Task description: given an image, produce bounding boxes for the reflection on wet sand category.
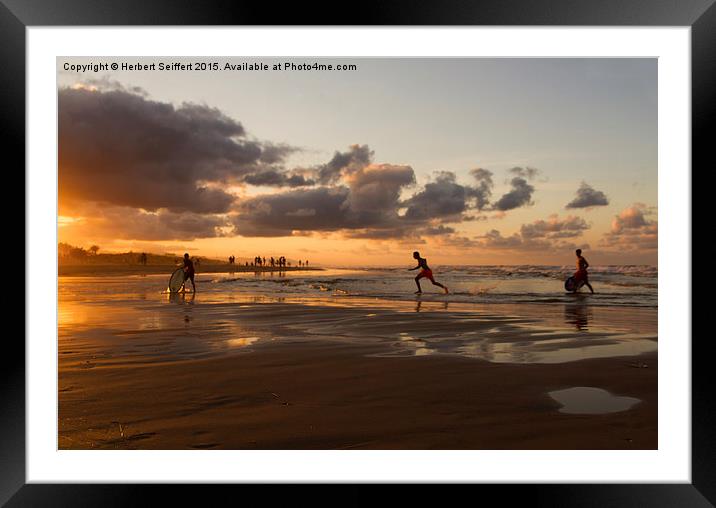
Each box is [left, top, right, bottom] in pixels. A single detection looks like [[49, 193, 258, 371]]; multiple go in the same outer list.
[[548, 387, 641, 414], [58, 275, 658, 450], [59, 276, 657, 368], [415, 299, 449, 313], [167, 291, 195, 304], [564, 301, 592, 331]]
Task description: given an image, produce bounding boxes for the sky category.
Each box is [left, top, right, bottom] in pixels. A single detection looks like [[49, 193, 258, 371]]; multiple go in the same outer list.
[[57, 57, 657, 266]]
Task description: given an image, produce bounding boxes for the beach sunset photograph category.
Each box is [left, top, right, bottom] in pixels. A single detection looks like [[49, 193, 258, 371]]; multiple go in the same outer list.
[[57, 57, 657, 450]]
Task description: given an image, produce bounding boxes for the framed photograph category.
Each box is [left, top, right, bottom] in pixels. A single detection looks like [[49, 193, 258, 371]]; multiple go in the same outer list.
[[6, 0, 711, 503]]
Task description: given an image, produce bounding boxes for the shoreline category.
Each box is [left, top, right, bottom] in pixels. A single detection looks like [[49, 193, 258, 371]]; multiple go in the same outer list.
[[58, 264, 324, 277]]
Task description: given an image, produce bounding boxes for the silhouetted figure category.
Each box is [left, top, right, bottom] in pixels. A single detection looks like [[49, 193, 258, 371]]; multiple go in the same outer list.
[[573, 249, 594, 294], [182, 253, 196, 292], [409, 251, 448, 294]]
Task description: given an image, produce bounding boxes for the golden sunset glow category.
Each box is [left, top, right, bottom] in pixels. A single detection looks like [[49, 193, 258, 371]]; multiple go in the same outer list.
[[58, 57, 657, 266]]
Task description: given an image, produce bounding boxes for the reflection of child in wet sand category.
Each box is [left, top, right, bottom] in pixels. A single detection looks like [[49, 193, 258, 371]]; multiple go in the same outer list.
[[409, 251, 448, 294]]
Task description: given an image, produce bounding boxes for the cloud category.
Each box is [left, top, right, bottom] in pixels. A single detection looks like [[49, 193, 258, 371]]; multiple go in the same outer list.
[[509, 166, 540, 180], [601, 203, 657, 250], [478, 229, 527, 249], [476, 214, 589, 252], [233, 162, 417, 237], [424, 225, 456, 236], [242, 169, 315, 187], [610, 203, 652, 233], [61, 205, 231, 241], [402, 171, 480, 222], [566, 182, 609, 209], [492, 177, 535, 211], [59, 87, 297, 214], [314, 144, 373, 184], [344, 228, 416, 240], [70, 78, 149, 97], [520, 215, 590, 239], [347, 163, 416, 211], [58, 84, 555, 244], [468, 168, 494, 210], [233, 186, 351, 237]]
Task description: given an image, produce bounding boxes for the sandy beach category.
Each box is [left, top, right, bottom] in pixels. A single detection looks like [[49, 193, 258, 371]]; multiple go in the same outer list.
[[58, 268, 657, 450]]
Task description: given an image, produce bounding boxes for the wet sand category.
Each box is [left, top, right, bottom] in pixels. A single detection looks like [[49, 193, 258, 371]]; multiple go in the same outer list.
[[58, 279, 657, 450]]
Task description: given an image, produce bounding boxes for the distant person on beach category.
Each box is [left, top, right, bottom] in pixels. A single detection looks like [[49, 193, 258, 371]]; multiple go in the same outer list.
[[182, 253, 196, 292], [573, 249, 594, 294], [409, 251, 448, 294]]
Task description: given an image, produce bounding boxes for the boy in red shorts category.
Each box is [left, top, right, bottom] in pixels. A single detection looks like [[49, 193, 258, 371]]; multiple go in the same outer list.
[[409, 251, 448, 294], [573, 248, 594, 294]]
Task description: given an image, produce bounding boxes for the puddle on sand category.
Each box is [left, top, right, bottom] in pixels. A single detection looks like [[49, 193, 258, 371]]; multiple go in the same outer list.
[[548, 387, 641, 414]]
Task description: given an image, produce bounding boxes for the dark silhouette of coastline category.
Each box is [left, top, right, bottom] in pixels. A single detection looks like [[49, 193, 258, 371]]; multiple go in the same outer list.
[[59, 264, 323, 277]]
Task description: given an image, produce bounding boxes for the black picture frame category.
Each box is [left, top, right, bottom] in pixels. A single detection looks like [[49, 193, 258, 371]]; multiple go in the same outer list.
[[4, 0, 712, 504]]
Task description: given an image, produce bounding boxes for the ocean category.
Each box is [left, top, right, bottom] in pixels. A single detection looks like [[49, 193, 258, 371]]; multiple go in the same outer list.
[[207, 265, 657, 308]]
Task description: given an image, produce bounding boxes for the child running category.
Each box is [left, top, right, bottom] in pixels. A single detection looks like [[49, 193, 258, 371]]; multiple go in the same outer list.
[[409, 251, 448, 294]]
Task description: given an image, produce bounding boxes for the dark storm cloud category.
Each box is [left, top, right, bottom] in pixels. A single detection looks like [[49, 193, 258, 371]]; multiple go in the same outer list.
[[232, 163, 548, 239], [59, 87, 297, 213], [233, 186, 352, 237], [258, 143, 300, 164], [468, 168, 494, 210], [315, 144, 373, 184], [424, 225, 456, 236], [233, 163, 417, 237], [347, 163, 415, 211], [242, 169, 315, 187], [402, 172, 475, 221], [59, 85, 552, 243], [566, 182, 610, 209], [492, 177, 535, 211]]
